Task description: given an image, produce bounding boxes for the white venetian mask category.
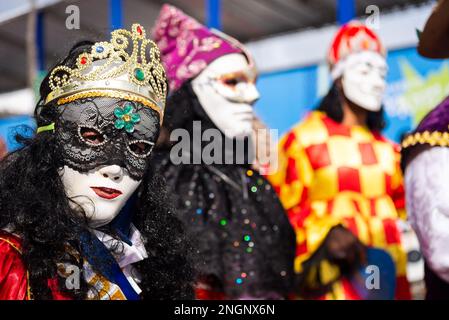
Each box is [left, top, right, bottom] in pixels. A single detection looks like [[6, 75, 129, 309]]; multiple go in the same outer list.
[[191, 53, 260, 139], [340, 51, 387, 112]]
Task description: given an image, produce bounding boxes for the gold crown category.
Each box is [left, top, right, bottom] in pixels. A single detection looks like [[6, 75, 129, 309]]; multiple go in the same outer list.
[[45, 24, 167, 119]]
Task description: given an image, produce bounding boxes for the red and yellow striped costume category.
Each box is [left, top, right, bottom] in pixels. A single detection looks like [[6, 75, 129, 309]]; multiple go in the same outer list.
[[268, 111, 410, 299]]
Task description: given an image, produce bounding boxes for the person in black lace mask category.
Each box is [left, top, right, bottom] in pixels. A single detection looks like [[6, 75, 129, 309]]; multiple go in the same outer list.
[[45, 97, 160, 227], [0, 24, 193, 300]]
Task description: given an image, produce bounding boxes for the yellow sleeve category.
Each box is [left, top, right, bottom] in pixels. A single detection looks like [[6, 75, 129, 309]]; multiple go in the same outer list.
[[267, 129, 341, 274], [267, 130, 312, 210]]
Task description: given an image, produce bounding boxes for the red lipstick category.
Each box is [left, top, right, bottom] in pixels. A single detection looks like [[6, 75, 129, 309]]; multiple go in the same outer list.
[[91, 187, 122, 200]]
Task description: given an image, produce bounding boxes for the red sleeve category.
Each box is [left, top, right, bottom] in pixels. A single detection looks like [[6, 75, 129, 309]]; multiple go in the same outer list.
[[0, 233, 29, 300]]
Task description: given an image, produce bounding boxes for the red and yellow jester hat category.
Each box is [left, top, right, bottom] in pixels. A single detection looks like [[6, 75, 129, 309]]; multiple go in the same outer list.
[[328, 21, 386, 80]]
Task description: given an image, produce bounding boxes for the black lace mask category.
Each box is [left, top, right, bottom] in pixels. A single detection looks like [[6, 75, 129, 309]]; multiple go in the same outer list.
[[54, 97, 160, 181]]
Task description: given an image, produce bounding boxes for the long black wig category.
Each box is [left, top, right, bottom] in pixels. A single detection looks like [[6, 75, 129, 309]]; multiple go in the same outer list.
[[0, 42, 194, 300]]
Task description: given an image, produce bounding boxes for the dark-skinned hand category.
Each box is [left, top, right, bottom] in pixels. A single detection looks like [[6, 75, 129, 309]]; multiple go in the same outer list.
[[324, 225, 367, 275]]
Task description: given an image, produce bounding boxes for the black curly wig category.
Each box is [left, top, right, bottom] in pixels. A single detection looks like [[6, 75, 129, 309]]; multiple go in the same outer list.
[[0, 41, 194, 300]]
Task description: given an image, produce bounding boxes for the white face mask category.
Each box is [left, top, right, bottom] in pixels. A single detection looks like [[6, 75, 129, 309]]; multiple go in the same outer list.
[[60, 165, 141, 228], [191, 53, 260, 139], [341, 51, 387, 112]]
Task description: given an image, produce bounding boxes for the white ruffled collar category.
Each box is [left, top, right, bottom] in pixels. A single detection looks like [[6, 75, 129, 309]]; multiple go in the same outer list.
[[92, 224, 148, 294]]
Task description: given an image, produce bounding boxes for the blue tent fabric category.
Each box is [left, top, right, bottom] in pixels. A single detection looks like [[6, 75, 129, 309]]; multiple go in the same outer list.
[[0, 115, 35, 152]]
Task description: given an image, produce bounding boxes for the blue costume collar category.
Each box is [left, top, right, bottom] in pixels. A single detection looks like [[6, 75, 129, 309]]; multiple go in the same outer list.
[[79, 194, 141, 300]]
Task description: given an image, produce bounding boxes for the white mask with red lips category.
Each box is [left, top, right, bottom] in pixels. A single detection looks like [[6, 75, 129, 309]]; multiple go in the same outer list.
[[339, 51, 388, 112], [191, 53, 260, 139]]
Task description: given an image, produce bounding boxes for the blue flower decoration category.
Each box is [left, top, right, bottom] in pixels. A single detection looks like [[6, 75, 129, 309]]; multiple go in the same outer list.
[[114, 103, 141, 133]]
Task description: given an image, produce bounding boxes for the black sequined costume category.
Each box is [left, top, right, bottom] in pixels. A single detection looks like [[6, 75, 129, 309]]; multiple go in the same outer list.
[[152, 82, 295, 299]]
